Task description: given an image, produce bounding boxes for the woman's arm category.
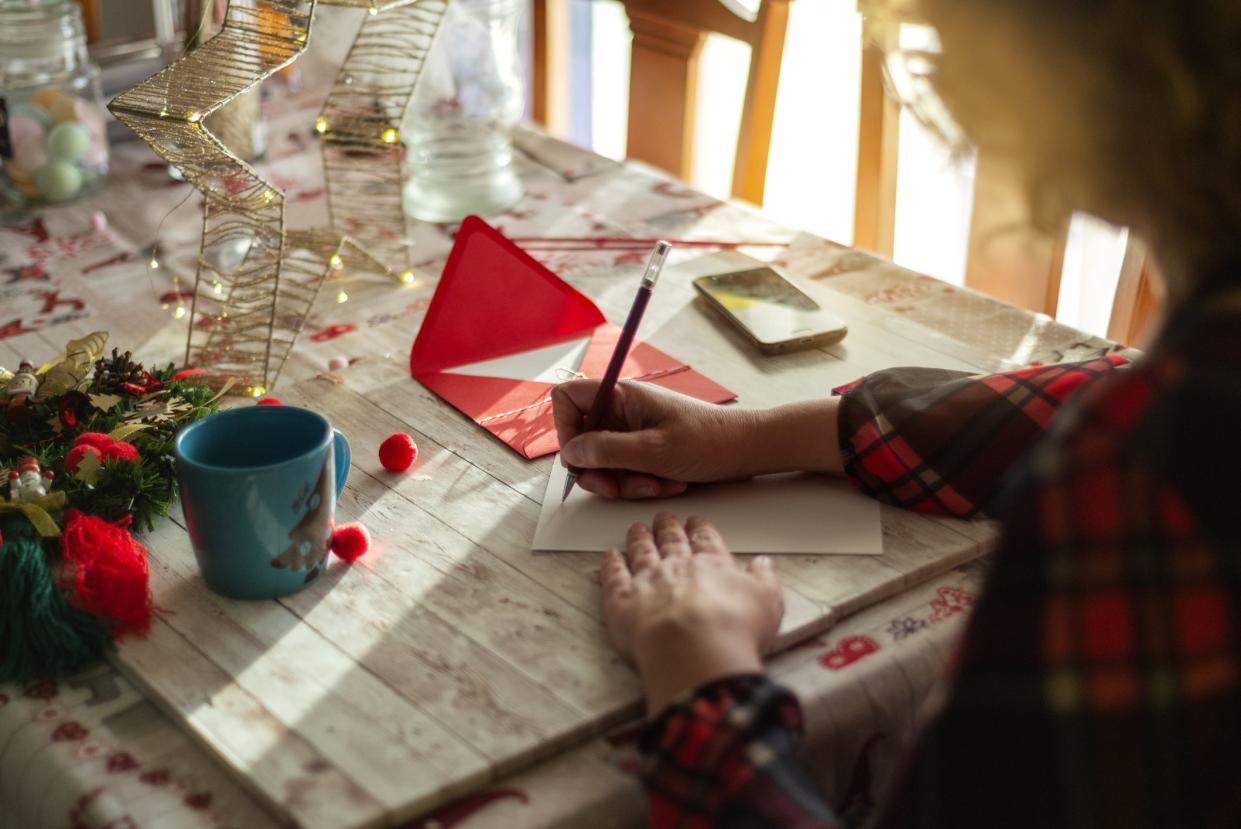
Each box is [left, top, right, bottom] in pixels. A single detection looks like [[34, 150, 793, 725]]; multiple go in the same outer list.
[[552, 353, 1130, 511], [834, 354, 1129, 517]]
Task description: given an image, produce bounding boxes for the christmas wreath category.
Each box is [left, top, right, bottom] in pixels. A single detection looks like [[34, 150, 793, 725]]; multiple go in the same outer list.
[[0, 332, 225, 684]]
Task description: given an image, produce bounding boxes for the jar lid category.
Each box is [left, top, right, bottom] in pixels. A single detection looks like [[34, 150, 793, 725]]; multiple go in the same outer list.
[[0, 0, 86, 69]]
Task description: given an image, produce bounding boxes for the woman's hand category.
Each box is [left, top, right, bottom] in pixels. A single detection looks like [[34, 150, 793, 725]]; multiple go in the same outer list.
[[552, 380, 758, 498], [601, 512, 785, 714], [552, 380, 844, 499]]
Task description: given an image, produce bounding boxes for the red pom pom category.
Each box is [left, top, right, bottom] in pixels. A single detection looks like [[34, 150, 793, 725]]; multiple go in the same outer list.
[[59, 509, 151, 639], [331, 522, 371, 562], [102, 441, 139, 463], [378, 432, 417, 471], [73, 432, 113, 451], [257, 397, 283, 406], [65, 444, 102, 473]]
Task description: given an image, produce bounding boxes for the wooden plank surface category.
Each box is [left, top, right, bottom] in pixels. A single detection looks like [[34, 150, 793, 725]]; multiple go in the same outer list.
[[34, 119, 1021, 826], [106, 239, 996, 825]]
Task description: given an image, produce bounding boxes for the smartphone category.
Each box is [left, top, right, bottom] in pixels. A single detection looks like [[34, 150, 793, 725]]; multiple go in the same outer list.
[[693, 267, 848, 353]]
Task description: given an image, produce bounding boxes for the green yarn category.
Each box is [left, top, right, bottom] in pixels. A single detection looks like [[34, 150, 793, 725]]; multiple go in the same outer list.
[[0, 517, 112, 684]]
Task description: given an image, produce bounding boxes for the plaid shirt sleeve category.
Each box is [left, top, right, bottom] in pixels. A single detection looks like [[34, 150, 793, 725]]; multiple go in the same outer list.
[[834, 354, 1130, 517], [640, 674, 840, 829]]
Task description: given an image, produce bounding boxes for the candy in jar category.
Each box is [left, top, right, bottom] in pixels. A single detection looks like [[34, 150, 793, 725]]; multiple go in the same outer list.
[[1, 0, 109, 206]]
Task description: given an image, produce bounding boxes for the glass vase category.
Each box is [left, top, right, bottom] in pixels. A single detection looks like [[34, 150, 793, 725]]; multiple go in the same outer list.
[[402, 0, 525, 223]]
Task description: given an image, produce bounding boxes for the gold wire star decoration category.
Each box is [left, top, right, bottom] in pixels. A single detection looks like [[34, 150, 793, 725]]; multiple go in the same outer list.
[[109, 0, 448, 395]]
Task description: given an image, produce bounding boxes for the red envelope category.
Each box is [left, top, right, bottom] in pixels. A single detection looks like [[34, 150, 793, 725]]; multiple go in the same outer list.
[[409, 216, 737, 459]]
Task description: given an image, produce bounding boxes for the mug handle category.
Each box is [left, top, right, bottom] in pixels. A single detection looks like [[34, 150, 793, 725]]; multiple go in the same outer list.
[[332, 429, 351, 501]]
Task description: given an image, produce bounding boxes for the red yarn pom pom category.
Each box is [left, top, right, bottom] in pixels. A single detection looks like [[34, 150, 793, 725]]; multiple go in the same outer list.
[[73, 432, 113, 451], [59, 509, 151, 639], [331, 522, 371, 562], [65, 444, 102, 473], [257, 397, 283, 406], [102, 441, 139, 463], [378, 432, 417, 471]]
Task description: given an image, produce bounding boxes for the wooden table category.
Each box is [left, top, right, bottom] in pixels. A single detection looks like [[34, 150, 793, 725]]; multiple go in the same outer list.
[[0, 82, 1119, 829]]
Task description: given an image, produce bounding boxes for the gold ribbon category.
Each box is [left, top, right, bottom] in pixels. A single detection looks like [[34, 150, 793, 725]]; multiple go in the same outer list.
[[0, 491, 66, 537]]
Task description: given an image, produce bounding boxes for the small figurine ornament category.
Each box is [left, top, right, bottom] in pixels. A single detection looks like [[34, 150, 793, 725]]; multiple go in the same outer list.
[[6, 361, 39, 402], [10, 456, 51, 501]]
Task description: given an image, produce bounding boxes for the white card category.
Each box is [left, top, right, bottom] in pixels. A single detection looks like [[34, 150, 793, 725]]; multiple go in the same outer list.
[[450, 337, 591, 383], [533, 460, 884, 555]]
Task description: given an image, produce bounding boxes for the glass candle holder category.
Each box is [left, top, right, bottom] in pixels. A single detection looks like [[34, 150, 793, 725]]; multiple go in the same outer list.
[[402, 0, 525, 223], [0, 0, 109, 207]]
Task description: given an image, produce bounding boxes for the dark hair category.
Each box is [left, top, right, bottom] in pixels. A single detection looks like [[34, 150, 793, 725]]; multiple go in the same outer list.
[[920, 0, 1241, 280]]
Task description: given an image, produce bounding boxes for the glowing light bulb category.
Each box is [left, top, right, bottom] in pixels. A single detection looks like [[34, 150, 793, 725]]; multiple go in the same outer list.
[[314, 116, 329, 135], [367, 3, 377, 14], [250, 385, 266, 398], [329, 254, 344, 269], [148, 258, 160, 270], [212, 280, 224, 297], [173, 305, 187, 319], [399, 269, 415, 284], [187, 111, 202, 124], [336, 289, 349, 304], [380, 127, 399, 144]]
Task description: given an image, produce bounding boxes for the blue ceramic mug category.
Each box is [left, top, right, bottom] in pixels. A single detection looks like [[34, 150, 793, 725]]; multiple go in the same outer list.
[[174, 406, 351, 600]]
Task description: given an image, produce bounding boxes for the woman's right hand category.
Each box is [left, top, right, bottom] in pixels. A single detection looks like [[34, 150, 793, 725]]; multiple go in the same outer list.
[[552, 380, 759, 499]]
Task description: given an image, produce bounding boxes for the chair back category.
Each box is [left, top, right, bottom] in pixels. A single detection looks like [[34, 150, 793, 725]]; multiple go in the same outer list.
[[532, 0, 790, 205]]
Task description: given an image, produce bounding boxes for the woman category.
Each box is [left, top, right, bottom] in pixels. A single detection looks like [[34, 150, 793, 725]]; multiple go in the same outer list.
[[551, 1, 1241, 826]]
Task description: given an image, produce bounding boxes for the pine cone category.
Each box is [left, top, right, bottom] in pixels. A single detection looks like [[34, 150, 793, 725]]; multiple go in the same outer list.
[[92, 349, 148, 395]]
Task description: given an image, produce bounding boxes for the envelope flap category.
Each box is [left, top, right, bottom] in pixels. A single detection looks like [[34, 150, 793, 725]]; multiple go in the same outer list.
[[417, 371, 555, 421], [410, 216, 607, 375], [581, 324, 685, 380]]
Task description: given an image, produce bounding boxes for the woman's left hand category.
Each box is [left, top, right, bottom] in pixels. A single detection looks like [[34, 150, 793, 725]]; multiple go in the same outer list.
[[601, 512, 785, 714]]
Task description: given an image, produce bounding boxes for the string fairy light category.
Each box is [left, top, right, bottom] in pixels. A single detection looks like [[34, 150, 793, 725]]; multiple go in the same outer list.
[[144, 186, 198, 321]]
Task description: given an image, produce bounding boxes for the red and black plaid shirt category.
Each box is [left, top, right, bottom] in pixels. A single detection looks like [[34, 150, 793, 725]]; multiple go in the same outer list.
[[641, 280, 1241, 828]]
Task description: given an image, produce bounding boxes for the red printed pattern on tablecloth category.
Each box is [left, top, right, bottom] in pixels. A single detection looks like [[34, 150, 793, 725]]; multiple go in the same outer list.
[[4, 677, 224, 826], [1, 217, 103, 339], [819, 636, 882, 671], [404, 788, 530, 828], [886, 585, 977, 641]]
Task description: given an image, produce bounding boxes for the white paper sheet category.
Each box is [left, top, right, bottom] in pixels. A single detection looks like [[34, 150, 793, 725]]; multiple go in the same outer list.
[[533, 460, 884, 554], [451, 337, 592, 383]]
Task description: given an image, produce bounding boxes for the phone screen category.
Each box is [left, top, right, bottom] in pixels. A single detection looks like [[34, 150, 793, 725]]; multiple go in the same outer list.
[[696, 268, 845, 345]]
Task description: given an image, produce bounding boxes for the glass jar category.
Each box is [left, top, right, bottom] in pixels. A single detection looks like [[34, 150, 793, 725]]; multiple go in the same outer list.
[[402, 0, 525, 222], [0, 0, 109, 207]]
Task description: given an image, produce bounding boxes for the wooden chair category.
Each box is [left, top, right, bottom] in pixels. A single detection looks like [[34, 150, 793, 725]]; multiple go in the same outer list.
[[531, 0, 791, 206], [1108, 238, 1162, 345]]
